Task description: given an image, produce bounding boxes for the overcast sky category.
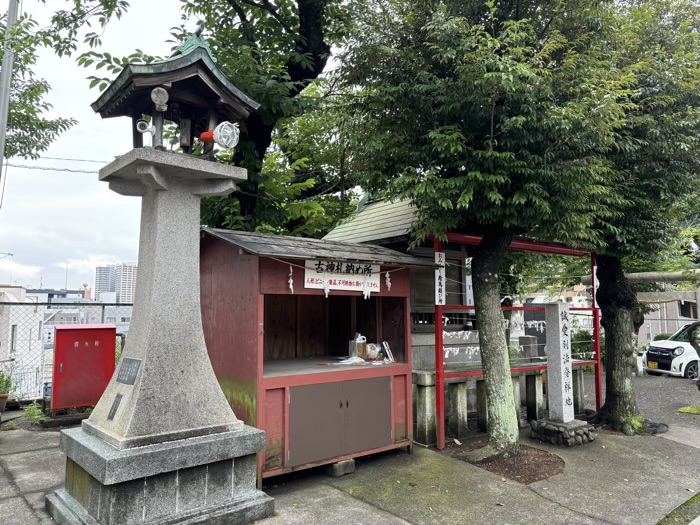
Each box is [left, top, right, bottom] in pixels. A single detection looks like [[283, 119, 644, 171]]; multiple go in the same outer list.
[[0, 1, 192, 290]]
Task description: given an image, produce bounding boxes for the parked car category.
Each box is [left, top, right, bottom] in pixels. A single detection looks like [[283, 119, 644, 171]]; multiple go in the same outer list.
[[642, 324, 700, 380]]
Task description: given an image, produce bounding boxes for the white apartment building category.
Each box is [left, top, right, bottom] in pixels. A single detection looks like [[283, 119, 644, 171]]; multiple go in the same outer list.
[[95, 263, 137, 304], [95, 266, 115, 300]]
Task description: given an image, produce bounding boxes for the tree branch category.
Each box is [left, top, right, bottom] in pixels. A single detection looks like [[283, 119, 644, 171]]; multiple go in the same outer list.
[[285, 0, 331, 90], [226, 0, 249, 25], [238, 0, 296, 35]]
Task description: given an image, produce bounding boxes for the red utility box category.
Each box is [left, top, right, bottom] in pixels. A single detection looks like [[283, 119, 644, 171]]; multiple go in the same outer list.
[[51, 324, 117, 416]]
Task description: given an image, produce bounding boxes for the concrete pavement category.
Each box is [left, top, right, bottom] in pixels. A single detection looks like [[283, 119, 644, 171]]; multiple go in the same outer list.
[[4, 423, 700, 525], [0, 429, 61, 525], [3, 373, 700, 525]]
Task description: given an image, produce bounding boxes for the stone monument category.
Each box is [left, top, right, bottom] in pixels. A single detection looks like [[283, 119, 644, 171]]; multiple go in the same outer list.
[[46, 35, 274, 524], [530, 302, 595, 446]]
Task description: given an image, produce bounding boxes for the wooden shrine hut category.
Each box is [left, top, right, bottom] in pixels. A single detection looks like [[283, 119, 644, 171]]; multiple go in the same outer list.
[[199, 227, 436, 478]]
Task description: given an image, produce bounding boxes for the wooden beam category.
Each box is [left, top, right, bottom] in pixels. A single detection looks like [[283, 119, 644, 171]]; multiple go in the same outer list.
[[582, 270, 700, 285], [636, 291, 697, 304]]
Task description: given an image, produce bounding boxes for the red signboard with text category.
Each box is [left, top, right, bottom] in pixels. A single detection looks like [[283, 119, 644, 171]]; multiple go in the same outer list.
[[51, 324, 116, 415]]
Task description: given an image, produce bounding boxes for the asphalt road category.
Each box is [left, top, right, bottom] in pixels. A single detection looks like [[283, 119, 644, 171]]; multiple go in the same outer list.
[[582, 372, 700, 428]]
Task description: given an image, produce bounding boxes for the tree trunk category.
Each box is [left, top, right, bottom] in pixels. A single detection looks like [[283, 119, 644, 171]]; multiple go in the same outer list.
[[472, 230, 520, 454], [502, 295, 513, 350], [204, 0, 333, 227], [596, 254, 643, 433], [631, 303, 645, 352]]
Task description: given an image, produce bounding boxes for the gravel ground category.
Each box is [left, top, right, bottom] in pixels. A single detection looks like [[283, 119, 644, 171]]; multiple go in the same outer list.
[[582, 372, 700, 428]]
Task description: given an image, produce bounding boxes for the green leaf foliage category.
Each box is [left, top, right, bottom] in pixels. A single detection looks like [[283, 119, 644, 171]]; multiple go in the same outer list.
[[339, 1, 629, 249], [1, 13, 75, 159], [43, 0, 363, 237], [594, 0, 700, 263]]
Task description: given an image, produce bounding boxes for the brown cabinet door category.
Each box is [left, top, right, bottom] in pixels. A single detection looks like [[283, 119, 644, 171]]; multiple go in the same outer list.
[[289, 383, 344, 467], [343, 377, 392, 455]]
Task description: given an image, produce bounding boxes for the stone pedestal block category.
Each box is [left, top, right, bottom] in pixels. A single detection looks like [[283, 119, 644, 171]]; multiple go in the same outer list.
[[476, 380, 488, 433], [413, 372, 436, 446], [519, 376, 527, 407], [466, 381, 476, 414], [519, 335, 539, 360], [572, 367, 585, 415], [46, 427, 273, 525], [325, 459, 355, 477], [526, 374, 546, 421], [512, 376, 524, 427], [530, 419, 596, 447], [447, 382, 469, 438]]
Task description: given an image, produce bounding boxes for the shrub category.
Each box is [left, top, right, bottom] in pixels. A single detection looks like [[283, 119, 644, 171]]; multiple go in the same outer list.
[[22, 402, 46, 424], [0, 369, 12, 395]]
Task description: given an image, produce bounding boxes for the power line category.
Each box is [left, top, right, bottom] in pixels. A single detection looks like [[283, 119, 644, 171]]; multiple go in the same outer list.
[[6, 163, 98, 174], [39, 156, 108, 164]]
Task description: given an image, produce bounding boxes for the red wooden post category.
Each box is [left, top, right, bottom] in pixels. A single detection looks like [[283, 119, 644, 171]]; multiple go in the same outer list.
[[591, 254, 603, 412], [434, 239, 446, 449]]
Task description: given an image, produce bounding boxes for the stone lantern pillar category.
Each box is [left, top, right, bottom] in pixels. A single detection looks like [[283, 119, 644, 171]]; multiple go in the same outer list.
[[46, 35, 274, 525]]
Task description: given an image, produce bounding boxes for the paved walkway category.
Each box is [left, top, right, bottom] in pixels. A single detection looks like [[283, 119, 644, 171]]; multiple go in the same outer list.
[[2, 375, 699, 525], [2, 423, 699, 525], [263, 428, 700, 525]]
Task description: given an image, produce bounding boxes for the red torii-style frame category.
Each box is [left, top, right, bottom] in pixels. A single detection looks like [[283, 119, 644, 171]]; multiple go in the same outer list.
[[433, 232, 603, 450]]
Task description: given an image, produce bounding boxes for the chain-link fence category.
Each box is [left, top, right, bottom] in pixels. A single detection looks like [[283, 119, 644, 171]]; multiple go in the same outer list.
[[0, 302, 132, 401]]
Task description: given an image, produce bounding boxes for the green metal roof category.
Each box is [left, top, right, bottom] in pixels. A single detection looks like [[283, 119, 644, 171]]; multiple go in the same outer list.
[[323, 199, 416, 244], [91, 47, 259, 123]]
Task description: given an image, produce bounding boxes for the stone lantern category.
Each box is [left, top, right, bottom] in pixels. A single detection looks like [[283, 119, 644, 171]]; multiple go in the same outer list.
[[46, 34, 274, 525]]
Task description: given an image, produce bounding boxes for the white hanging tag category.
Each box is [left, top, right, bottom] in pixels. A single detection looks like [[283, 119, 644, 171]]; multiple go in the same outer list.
[[385, 271, 391, 290], [362, 275, 371, 299], [288, 265, 294, 294]]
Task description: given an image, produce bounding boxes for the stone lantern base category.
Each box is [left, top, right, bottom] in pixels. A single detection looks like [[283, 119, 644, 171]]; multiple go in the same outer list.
[[530, 419, 596, 447], [46, 427, 273, 525]]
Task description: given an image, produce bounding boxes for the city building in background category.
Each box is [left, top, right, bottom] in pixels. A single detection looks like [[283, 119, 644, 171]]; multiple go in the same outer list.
[[25, 287, 87, 303], [94, 263, 137, 303]]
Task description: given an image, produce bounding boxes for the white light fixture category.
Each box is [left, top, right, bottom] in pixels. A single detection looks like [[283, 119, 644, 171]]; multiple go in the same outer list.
[[199, 121, 240, 150]]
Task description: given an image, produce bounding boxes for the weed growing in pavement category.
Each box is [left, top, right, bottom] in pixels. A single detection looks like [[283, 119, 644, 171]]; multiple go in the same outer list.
[[23, 402, 46, 424]]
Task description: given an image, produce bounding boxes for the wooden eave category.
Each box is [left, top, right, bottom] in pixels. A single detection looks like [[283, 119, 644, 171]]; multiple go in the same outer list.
[[201, 227, 437, 269]]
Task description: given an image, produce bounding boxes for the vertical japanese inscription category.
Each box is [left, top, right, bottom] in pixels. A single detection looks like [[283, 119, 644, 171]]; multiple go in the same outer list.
[[545, 303, 575, 423], [560, 310, 573, 408], [116, 358, 141, 386], [108, 394, 123, 421], [435, 252, 446, 306]]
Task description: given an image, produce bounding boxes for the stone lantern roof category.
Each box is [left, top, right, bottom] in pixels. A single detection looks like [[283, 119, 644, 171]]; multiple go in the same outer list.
[[90, 35, 259, 148]]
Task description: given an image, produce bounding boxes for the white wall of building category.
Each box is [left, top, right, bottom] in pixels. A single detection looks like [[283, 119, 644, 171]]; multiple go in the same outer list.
[[0, 286, 47, 399]]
